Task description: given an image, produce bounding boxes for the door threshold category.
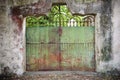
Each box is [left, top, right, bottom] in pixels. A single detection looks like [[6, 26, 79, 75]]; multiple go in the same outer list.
[[24, 71, 97, 76]]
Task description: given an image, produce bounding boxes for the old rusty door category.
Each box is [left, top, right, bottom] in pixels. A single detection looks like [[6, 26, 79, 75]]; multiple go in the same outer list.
[[60, 27, 95, 71], [26, 27, 60, 71], [26, 5, 95, 71]]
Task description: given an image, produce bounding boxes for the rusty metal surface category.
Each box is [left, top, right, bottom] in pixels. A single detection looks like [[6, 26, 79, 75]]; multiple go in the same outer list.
[[26, 27, 60, 71], [60, 27, 95, 71], [26, 26, 95, 71]]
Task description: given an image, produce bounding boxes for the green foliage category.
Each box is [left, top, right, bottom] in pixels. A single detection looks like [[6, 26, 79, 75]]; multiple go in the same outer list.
[[26, 5, 83, 27]]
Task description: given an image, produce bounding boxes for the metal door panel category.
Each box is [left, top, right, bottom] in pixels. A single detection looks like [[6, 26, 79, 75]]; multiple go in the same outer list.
[[60, 27, 94, 43], [26, 27, 59, 43], [26, 27, 60, 71], [60, 27, 95, 71]]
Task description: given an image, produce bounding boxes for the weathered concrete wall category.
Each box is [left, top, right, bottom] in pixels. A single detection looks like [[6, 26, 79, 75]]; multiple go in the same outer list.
[[99, 0, 120, 71], [0, 0, 119, 75], [0, 0, 28, 75], [66, 0, 102, 14], [112, 0, 120, 70], [8, 0, 39, 6], [0, 0, 7, 74], [96, 0, 113, 72], [97, 0, 120, 72]]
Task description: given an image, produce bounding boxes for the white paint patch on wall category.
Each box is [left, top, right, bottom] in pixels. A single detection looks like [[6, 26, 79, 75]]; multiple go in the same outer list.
[[0, 15, 24, 75], [22, 18, 26, 72]]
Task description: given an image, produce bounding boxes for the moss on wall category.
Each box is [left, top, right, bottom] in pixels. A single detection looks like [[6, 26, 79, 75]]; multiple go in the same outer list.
[[100, 0, 112, 61]]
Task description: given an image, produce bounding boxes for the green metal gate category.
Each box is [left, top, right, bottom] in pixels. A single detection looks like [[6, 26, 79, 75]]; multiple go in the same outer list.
[[26, 5, 95, 71]]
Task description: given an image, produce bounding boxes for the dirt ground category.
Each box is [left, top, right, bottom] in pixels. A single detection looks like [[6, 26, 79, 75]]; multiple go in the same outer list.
[[0, 71, 120, 80]]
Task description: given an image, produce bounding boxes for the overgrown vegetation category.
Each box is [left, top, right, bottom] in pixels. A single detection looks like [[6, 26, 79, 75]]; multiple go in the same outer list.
[[26, 5, 83, 27]]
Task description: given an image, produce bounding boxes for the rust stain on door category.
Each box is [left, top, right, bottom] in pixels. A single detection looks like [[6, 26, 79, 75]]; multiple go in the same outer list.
[[26, 26, 95, 71]]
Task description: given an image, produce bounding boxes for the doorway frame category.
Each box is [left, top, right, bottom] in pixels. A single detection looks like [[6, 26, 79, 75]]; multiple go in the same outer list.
[[23, 4, 100, 72]]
